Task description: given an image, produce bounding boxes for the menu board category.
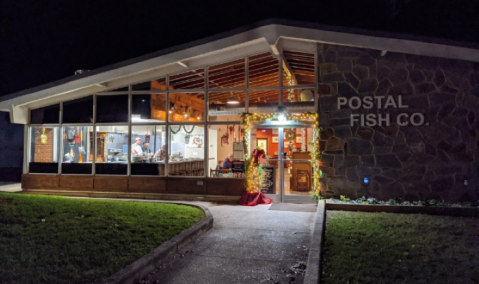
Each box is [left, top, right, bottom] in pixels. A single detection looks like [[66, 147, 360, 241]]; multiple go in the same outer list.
[[261, 166, 276, 194], [232, 161, 245, 173]]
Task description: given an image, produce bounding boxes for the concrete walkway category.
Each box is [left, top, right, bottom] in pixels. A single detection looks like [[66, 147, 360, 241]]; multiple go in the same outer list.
[[142, 202, 316, 284], [0, 182, 22, 192]]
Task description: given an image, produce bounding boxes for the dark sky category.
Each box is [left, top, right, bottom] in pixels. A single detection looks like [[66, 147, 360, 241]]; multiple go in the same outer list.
[[1, 0, 478, 97]]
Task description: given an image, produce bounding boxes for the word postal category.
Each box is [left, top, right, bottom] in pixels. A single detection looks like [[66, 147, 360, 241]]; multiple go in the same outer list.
[[337, 95, 425, 127]]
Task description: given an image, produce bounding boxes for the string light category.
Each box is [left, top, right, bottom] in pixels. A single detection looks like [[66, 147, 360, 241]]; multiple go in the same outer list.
[[240, 109, 322, 197]]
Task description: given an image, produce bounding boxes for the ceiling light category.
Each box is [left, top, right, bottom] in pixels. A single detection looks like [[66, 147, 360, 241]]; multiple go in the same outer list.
[[227, 94, 239, 104]]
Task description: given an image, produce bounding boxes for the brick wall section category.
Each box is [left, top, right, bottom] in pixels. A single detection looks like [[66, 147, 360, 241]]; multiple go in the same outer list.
[[318, 44, 479, 202], [33, 128, 54, 162]]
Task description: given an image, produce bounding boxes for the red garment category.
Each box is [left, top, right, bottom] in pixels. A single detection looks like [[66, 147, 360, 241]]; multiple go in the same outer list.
[[239, 192, 272, 206]]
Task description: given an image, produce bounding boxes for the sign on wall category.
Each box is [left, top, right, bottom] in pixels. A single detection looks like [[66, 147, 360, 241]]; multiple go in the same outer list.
[[338, 95, 426, 126]]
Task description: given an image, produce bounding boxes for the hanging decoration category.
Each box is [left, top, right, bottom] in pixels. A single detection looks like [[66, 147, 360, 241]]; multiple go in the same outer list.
[[145, 128, 151, 143], [169, 125, 182, 134], [240, 108, 322, 200], [40, 127, 47, 144], [183, 125, 195, 134], [75, 126, 81, 144]]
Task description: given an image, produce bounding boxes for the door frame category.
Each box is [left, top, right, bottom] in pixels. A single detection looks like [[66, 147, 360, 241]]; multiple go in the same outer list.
[[250, 121, 316, 204]]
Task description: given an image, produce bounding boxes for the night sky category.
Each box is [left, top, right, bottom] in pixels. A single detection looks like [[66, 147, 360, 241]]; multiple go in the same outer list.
[[0, 0, 478, 177], [1, 0, 478, 98]]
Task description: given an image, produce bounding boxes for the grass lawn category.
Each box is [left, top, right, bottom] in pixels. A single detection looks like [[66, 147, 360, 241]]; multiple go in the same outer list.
[[0, 193, 205, 284], [322, 211, 479, 284]]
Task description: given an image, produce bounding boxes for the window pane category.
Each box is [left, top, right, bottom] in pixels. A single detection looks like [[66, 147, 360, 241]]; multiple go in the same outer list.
[[31, 104, 60, 124], [282, 88, 315, 112], [169, 69, 204, 90], [29, 127, 58, 173], [96, 95, 128, 123], [168, 125, 205, 177], [132, 77, 166, 91], [283, 51, 315, 85], [63, 96, 93, 123], [132, 94, 166, 123], [208, 59, 245, 88], [131, 125, 166, 176], [94, 125, 128, 175], [248, 90, 279, 113], [248, 53, 279, 87], [208, 124, 245, 178], [168, 93, 204, 122], [208, 91, 245, 122], [61, 126, 93, 174]]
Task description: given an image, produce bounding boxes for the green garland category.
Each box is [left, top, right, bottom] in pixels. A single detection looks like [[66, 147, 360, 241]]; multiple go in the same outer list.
[[169, 125, 195, 134], [240, 109, 322, 199]]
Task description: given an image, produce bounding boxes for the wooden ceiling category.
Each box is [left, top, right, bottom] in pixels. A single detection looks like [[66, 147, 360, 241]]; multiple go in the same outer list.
[[150, 51, 315, 104]]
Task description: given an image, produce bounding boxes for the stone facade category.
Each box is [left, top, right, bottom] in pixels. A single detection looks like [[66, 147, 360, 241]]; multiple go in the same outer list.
[[318, 44, 479, 202]]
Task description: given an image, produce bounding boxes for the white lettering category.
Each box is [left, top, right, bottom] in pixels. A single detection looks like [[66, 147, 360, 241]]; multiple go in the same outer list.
[[349, 97, 361, 109], [398, 96, 408, 108], [350, 114, 360, 126], [410, 113, 425, 126], [363, 96, 373, 109], [337, 97, 348, 109], [375, 96, 385, 109], [397, 113, 409, 126], [366, 114, 376, 126], [384, 96, 397, 109], [378, 114, 390, 126]]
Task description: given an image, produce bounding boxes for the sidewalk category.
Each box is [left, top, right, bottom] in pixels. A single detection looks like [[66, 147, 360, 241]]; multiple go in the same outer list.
[[142, 202, 316, 284], [0, 182, 22, 192]]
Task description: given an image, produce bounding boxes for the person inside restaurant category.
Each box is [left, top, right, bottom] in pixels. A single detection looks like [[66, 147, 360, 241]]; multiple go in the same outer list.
[[221, 153, 234, 169], [142, 142, 151, 154], [153, 145, 168, 161], [131, 137, 143, 155]]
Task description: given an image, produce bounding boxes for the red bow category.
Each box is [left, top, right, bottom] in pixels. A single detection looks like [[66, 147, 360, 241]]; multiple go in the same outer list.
[[252, 149, 265, 164]]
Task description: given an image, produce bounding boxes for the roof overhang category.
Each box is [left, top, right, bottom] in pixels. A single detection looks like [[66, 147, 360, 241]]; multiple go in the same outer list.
[[2, 22, 479, 124]]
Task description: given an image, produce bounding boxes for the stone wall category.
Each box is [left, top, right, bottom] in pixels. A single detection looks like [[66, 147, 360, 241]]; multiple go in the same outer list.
[[317, 44, 479, 202]]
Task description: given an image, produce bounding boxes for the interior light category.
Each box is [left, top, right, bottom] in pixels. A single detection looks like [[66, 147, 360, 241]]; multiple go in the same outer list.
[[141, 99, 145, 103], [261, 130, 266, 132], [278, 113, 285, 121], [227, 94, 239, 104]]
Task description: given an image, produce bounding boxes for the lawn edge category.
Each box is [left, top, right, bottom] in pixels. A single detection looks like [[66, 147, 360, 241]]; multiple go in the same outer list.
[[304, 200, 326, 284], [101, 203, 213, 284], [325, 201, 479, 217]]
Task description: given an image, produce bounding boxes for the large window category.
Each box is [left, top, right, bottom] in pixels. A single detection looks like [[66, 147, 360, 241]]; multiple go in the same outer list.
[[208, 124, 245, 178], [29, 127, 59, 173], [94, 125, 128, 175], [168, 125, 205, 177], [130, 125, 166, 176], [27, 49, 317, 178], [61, 126, 93, 174]]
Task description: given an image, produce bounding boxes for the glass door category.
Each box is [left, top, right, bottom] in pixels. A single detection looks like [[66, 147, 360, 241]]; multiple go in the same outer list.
[[252, 125, 315, 204]]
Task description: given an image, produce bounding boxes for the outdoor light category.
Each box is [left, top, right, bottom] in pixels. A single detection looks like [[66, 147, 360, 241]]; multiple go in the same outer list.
[[363, 177, 370, 185], [227, 94, 239, 104]]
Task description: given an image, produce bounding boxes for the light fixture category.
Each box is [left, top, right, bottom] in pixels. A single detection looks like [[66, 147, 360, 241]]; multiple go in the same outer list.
[[363, 177, 370, 185], [278, 113, 285, 121], [227, 94, 239, 104]]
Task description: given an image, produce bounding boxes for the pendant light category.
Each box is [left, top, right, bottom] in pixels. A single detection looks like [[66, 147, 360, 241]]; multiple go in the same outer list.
[[227, 94, 239, 104]]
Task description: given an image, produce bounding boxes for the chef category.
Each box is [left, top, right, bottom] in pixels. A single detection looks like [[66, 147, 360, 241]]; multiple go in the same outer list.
[[131, 137, 143, 155]]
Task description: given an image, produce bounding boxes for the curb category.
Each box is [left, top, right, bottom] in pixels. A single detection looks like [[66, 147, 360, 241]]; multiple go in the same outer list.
[[304, 200, 326, 284], [326, 201, 479, 218], [102, 203, 213, 284]]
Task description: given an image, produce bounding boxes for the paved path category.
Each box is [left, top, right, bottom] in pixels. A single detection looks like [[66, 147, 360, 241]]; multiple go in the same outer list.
[[142, 202, 316, 284], [0, 182, 21, 192]]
